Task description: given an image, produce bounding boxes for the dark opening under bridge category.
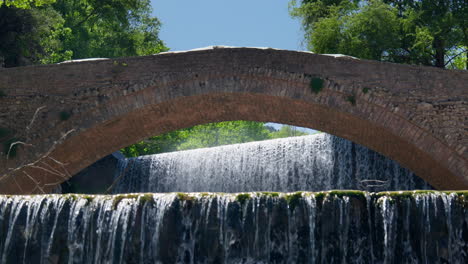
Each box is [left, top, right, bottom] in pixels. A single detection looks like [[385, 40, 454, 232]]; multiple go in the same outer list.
[[0, 47, 467, 194]]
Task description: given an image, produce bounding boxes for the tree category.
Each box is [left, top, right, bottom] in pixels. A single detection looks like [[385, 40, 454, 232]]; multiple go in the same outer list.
[[290, 0, 468, 69], [51, 0, 168, 60], [1, 0, 56, 9], [270, 125, 310, 139], [0, 0, 168, 66], [120, 121, 317, 157], [177, 121, 272, 151], [121, 130, 187, 157], [0, 4, 68, 67]]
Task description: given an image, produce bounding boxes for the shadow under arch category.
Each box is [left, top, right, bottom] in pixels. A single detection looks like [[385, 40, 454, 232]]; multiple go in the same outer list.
[[0, 47, 466, 193]]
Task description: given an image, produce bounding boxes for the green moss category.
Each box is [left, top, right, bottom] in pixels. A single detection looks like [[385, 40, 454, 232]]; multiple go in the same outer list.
[[259, 192, 280, 197], [121, 62, 128, 67], [82, 195, 94, 203], [139, 193, 154, 204], [448, 191, 468, 197], [328, 190, 366, 200], [59, 111, 71, 121], [285, 192, 303, 211], [177, 193, 195, 201], [236, 193, 251, 205], [362, 87, 369, 94], [0, 90, 5, 97], [346, 95, 356, 105], [314, 192, 326, 205], [112, 194, 140, 209], [113, 60, 119, 66], [310, 77, 324, 94], [65, 194, 80, 201], [372, 191, 447, 203]]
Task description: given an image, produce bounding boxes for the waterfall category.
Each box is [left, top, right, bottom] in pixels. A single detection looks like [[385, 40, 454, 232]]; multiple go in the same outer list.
[[0, 191, 466, 264], [112, 134, 431, 193]]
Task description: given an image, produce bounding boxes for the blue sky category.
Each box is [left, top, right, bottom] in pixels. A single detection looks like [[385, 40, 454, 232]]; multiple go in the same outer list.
[[151, 0, 303, 51], [150, 1, 315, 133]]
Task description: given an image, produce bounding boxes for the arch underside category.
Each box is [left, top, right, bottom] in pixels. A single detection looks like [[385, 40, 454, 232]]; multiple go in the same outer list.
[[3, 92, 466, 194]]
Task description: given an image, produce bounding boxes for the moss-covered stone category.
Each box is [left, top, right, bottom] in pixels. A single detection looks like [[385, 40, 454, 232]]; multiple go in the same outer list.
[[176, 193, 195, 201], [236, 193, 251, 205], [139, 193, 154, 204], [259, 192, 280, 197], [328, 190, 366, 200], [112, 194, 140, 209], [285, 192, 303, 211]]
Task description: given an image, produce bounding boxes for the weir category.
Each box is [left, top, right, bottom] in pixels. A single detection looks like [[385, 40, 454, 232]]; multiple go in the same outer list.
[[0, 191, 466, 263], [111, 134, 432, 193], [1, 133, 465, 263]]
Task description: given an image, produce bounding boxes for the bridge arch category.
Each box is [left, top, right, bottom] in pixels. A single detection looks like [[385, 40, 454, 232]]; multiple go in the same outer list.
[[0, 47, 466, 193]]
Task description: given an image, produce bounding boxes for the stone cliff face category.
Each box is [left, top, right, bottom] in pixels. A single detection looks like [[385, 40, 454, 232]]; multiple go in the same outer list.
[[0, 191, 466, 264]]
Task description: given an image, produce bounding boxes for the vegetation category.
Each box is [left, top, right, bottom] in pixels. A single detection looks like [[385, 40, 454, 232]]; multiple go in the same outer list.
[[121, 121, 313, 157], [290, 0, 468, 69], [236, 193, 251, 205], [0, 0, 167, 67], [285, 192, 303, 210], [310, 77, 324, 93], [177, 193, 195, 201], [346, 95, 356, 105]]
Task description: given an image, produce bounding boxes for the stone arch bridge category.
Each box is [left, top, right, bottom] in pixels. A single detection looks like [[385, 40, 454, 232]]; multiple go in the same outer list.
[[0, 47, 467, 194]]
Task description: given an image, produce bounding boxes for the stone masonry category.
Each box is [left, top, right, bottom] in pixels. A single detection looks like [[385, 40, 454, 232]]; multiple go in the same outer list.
[[0, 47, 466, 194]]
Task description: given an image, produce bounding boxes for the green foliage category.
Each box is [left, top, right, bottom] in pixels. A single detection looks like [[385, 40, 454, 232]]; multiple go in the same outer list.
[[310, 77, 324, 93], [121, 129, 189, 157], [362, 87, 369, 94], [1, 0, 56, 9], [51, 0, 168, 60], [0, 90, 5, 97], [177, 121, 272, 151], [122, 121, 314, 157], [59, 111, 71, 121], [0, 0, 168, 67], [270, 125, 309, 139], [0, 5, 68, 67], [290, 0, 468, 69]]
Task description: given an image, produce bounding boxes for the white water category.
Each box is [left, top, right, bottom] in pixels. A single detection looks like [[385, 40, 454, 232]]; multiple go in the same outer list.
[[112, 134, 431, 193], [0, 192, 465, 263]]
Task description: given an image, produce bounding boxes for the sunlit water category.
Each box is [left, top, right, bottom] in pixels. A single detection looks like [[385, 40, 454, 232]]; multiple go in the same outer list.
[[112, 134, 431, 193]]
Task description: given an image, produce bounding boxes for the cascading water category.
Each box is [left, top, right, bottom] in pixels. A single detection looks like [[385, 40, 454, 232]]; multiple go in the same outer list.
[[0, 192, 466, 264], [111, 134, 432, 193]]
